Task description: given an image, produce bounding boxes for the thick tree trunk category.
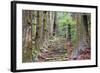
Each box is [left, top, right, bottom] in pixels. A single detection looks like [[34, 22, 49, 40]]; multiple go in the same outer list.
[[71, 13, 89, 59], [22, 10, 32, 62], [82, 14, 90, 48]]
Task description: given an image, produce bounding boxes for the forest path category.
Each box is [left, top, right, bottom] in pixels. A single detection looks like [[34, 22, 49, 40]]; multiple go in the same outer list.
[[37, 37, 69, 62], [37, 37, 91, 62]]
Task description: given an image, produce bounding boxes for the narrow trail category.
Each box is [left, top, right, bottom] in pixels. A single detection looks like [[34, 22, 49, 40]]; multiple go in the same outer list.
[[37, 37, 91, 62], [37, 37, 69, 62]]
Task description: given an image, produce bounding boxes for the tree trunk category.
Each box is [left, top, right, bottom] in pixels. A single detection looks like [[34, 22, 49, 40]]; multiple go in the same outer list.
[[22, 10, 32, 62], [49, 12, 55, 37], [53, 12, 57, 36], [82, 14, 90, 48], [71, 13, 89, 59]]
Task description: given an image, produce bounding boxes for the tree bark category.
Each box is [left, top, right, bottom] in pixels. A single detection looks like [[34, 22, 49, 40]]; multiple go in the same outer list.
[[71, 13, 90, 58], [22, 10, 32, 62]]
